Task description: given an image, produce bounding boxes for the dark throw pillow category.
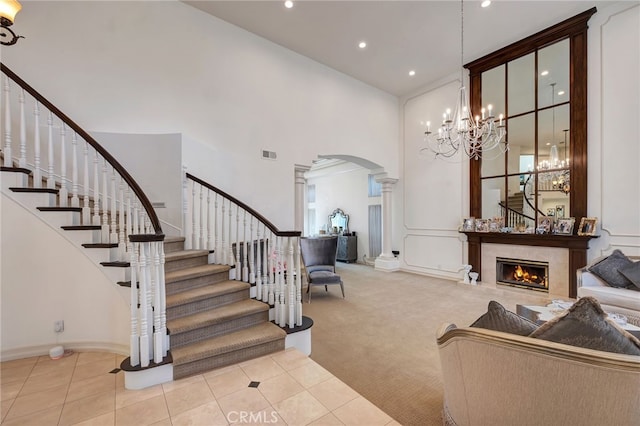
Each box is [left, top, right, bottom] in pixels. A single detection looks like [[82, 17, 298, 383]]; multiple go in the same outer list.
[[470, 300, 539, 336], [619, 261, 640, 289], [587, 249, 634, 288], [529, 297, 640, 355]]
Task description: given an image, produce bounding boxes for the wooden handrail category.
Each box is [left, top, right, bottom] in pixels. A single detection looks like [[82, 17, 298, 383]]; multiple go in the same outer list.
[[498, 201, 535, 222], [186, 173, 300, 238], [1, 63, 163, 236]]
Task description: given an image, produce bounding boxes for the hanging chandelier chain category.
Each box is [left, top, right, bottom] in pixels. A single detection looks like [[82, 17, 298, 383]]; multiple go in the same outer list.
[[460, 0, 464, 83]]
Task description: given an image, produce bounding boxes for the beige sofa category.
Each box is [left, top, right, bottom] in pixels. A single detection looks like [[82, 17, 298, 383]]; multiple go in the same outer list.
[[437, 323, 640, 426], [577, 256, 640, 326]]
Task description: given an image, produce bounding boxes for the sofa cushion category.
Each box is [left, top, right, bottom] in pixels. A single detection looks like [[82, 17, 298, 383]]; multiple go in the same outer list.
[[588, 249, 634, 288], [470, 300, 539, 336], [620, 261, 640, 289], [577, 281, 640, 312], [529, 297, 640, 355]]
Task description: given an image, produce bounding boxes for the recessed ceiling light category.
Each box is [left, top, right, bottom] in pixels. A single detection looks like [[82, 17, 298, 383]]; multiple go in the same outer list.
[[409, 70, 416, 76], [546, 142, 551, 146], [558, 90, 565, 96], [358, 41, 367, 49], [541, 70, 549, 76], [481, 0, 491, 7], [284, 1, 294, 9]]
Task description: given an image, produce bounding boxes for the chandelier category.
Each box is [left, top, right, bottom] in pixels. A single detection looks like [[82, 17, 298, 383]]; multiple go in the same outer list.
[[422, 0, 507, 160], [0, 0, 23, 46]]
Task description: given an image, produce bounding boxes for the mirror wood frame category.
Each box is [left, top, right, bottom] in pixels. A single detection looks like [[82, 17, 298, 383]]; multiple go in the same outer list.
[[465, 7, 596, 224]]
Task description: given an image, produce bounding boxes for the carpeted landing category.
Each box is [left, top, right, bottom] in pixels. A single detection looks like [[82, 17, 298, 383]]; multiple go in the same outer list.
[[304, 263, 547, 426]]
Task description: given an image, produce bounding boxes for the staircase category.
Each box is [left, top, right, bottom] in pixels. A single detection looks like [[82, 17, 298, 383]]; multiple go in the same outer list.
[[506, 192, 524, 213], [2, 168, 286, 381]]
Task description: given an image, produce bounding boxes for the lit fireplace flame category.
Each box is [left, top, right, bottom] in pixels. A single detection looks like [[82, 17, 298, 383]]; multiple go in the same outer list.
[[513, 265, 540, 284]]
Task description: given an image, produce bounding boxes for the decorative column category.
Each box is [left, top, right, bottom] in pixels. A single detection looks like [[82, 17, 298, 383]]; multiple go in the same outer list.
[[375, 177, 400, 272], [294, 165, 310, 233]]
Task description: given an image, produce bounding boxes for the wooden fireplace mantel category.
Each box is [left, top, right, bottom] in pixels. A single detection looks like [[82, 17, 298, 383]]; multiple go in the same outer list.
[[462, 232, 599, 298]]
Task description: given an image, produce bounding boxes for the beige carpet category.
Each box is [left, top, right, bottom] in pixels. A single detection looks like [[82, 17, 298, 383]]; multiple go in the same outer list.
[[304, 263, 548, 426]]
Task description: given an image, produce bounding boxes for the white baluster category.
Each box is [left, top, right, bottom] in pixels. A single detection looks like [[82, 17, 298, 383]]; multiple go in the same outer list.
[[118, 177, 126, 261], [199, 184, 206, 249], [159, 244, 168, 355], [249, 217, 256, 284], [288, 237, 295, 328], [208, 189, 214, 251], [126, 188, 132, 245], [256, 223, 262, 299], [182, 168, 191, 249], [18, 89, 26, 168], [110, 166, 117, 243], [235, 206, 240, 280], [3, 77, 12, 167], [221, 199, 227, 265], [47, 112, 55, 188], [152, 242, 162, 363], [242, 211, 249, 282], [267, 231, 274, 304], [70, 132, 79, 207], [191, 181, 198, 249], [133, 200, 140, 235], [296, 237, 303, 325], [279, 237, 287, 327], [228, 201, 234, 266], [101, 158, 109, 241], [82, 141, 90, 223], [33, 101, 41, 187], [92, 149, 100, 225], [58, 124, 68, 207], [274, 236, 280, 322], [262, 224, 269, 287], [129, 242, 139, 367], [213, 193, 219, 263]]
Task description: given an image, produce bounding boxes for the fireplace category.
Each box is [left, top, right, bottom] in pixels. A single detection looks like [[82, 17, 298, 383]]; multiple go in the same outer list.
[[496, 257, 549, 292]]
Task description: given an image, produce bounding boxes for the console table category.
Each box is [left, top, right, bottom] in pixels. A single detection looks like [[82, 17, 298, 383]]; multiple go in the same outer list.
[[337, 235, 357, 263]]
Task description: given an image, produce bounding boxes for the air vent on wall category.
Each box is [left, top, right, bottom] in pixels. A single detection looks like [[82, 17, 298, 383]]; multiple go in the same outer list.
[[261, 149, 277, 160]]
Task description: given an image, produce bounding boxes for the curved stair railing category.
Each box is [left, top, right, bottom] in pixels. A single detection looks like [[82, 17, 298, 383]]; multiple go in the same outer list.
[[1, 63, 167, 368], [185, 171, 304, 328], [498, 201, 535, 228]]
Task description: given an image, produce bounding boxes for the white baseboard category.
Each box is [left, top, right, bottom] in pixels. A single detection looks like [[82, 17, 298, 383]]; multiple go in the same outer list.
[[1, 341, 129, 362]]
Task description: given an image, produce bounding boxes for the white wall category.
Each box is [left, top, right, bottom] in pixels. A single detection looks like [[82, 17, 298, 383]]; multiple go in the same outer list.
[[1, 194, 130, 358], [3, 0, 400, 231], [587, 2, 640, 258]]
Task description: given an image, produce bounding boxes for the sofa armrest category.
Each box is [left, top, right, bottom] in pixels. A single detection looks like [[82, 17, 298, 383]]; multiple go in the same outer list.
[[577, 268, 609, 288]]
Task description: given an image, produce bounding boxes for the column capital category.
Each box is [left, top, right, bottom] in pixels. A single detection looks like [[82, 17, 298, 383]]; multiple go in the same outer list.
[[375, 177, 398, 189]]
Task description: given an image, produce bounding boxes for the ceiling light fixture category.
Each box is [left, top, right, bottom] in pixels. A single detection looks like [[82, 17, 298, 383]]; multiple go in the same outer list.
[[422, 0, 507, 160], [541, 70, 549, 76], [358, 41, 367, 49], [481, 0, 491, 8], [558, 90, 565, 96], [284, 1, 294, 9], [409, 70, 416, 76], [0, 0, 23, 46]]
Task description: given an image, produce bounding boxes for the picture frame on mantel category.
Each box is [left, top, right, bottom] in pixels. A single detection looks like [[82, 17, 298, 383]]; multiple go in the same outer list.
[[555, 217, 575, 235], [578, 217, 598, 236]]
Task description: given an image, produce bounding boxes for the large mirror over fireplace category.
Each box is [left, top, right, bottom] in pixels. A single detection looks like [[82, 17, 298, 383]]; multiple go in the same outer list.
[[467, 8, 596, 229]]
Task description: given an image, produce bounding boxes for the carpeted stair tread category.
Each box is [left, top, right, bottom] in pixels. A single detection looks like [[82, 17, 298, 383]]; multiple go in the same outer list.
[[166, 280, 249, 309], [168, 299, 268, 334], [165, 250, 210, 262], [171, 322, 286, 366], [165, 264, 230, 283]]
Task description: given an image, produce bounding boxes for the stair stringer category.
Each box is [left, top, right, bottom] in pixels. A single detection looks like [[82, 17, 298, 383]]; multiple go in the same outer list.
[[1, 192, 131, 360]]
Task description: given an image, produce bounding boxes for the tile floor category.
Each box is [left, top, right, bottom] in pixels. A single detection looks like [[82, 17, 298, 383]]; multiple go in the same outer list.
[[0, 348, 398, 425]]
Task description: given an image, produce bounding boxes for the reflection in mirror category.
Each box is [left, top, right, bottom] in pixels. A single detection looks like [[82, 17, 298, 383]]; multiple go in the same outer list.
[[538, 104, 570, 167], [481, 177, 506, 220], [328, 208, 349, 234], [506, 113, 535, 176], [538, 39, 570, 109], [481, 65, 505, 118], [508, 53, 535, 116]]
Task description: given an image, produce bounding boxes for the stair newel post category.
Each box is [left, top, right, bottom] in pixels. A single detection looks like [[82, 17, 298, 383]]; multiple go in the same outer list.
[[249, 216, 255, 284], [18, 88, 26, 168], [256, 223, 262, 298], [221, 198, 227, 265], [182, 168, 191, 250], [82, 141, 90, 223], [101, 158, 109, 241], [47, 112, 55, 189], [59, 124, 68, 207], [70, 132, 79, 207], [138, 242, 150, 367], [110, 167, 118, 243], [242, 210, 249, 282], [191, 181, 198, 250], [118, 177, 126, 261], [33, 101, 41, 188], [92, 149, 100, 225], [128, 241, 140, 367], [2, 77, 11, 167], [287, 237, 295, 328], [152, 242, 163, 364], [295, 236, 302, 326]]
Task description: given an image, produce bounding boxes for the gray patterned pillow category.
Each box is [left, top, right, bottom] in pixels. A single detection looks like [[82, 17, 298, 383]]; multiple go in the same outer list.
[[620, 261, 640, 289], [529, 297, 640, 355], [470, 300, 539, 336], [588, 249, 634, 288]]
